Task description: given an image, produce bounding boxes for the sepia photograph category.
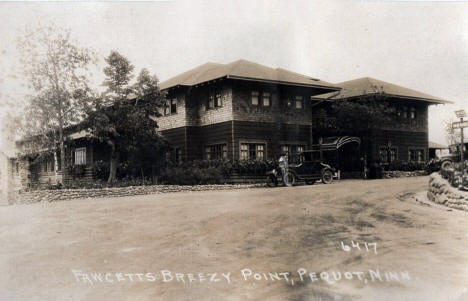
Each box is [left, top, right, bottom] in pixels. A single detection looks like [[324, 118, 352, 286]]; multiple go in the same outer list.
[[0, 0, 467, 300]]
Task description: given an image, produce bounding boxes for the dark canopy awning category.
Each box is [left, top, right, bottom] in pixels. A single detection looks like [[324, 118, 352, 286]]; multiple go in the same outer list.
[[310, 136, 361, 152]]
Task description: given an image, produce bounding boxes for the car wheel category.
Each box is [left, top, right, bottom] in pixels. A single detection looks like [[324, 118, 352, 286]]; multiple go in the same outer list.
[[322, 170, 333, 184], [441, 160, 453, 170], [266, 175, 278, 187], [283, 172, 296, 187], [305, 179, 316, 185]]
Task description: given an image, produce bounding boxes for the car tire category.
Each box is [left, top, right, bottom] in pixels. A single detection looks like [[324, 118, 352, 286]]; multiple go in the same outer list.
[[441, 160, 453, 170], [322, 170, 333, 184], [283, 172, 296, 187], [266, 175, 278, 187]]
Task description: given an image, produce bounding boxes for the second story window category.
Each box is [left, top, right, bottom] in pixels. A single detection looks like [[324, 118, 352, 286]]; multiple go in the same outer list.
[[164, 100, 170, 115], [262, 92, 271, 106], [402, 106, 408, 118], [215, 93, 222, 107], [251, 91, 259, 106], [295, 96, 303, 109], [410, 107, 416, 119], [164, 99, 177, 116], [170, 99, 177, 114], [208, 94, 215, 109]]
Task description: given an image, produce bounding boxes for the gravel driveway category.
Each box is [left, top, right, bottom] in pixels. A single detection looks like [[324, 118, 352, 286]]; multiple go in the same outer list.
[[1, 176, 468, 301]]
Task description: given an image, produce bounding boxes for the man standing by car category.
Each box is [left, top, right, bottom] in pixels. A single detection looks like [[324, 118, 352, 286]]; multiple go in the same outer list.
[[279, 152, 290, 186]]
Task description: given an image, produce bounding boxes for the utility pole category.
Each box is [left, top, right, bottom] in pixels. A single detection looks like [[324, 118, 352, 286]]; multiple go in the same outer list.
[[454, 110, 467, 165]]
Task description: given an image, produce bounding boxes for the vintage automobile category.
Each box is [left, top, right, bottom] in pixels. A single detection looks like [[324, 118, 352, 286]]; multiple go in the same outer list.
[[266, 150, 336, 187]]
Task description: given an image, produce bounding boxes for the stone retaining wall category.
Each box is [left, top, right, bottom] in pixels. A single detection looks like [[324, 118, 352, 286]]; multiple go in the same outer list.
[[427, 172, 468, 211], [14, 184, 263, 205], [382, 170, 426, 178]]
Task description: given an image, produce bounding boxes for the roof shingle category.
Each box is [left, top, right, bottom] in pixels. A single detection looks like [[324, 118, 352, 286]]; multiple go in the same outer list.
[[159, 59, 340, 91], [316, 77, 451, 104]]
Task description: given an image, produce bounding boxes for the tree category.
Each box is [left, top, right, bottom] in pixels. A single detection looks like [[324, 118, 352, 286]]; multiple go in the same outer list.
[[326, 94, 395, 165], [444, 117, 460, 147], [329, 94, 394, 135], [83, 51, 166, 185], [17, 23, 96, 183]]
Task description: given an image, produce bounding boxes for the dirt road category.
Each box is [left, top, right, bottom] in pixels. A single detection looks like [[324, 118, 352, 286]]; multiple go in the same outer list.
[[1, 177, 468, 301]]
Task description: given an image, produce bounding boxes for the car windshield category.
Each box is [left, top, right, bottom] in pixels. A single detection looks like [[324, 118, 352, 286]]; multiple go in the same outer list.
[[290, 151, 321, 163]]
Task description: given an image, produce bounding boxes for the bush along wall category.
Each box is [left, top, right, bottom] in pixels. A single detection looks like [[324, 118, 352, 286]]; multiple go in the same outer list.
[[159, 160, 277, 185]]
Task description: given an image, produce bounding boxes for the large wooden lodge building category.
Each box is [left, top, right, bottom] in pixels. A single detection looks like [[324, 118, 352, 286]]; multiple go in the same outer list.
[[3, 59, 450, 192], [158, 59, 449, 166]]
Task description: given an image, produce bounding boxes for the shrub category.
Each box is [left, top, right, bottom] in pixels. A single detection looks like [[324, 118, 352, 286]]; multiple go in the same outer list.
[[93, 160, 110, 180], [66, 164, 86, 178]]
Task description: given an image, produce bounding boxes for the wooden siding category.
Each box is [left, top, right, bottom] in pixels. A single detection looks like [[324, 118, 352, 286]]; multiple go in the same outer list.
[[370, 129, 428, 162], [233, 121, 311, 160]]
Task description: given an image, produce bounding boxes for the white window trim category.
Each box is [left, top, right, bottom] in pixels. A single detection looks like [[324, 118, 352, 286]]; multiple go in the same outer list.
[[379, 146, 399, 163], [74, 147, 86, 165], [408, 147, 425, 163], [239, 140, 268, 160]]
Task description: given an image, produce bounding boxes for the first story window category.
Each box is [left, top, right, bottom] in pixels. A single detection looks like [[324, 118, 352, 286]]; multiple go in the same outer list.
[[379, 147, 397, 163], [281, 144, 305, 155], [409, 149, 424, 163], [174, 147, 182, 164], [240, 143, 265, 160], [74, 147, 86, 165], [205, 144, 227, 160]]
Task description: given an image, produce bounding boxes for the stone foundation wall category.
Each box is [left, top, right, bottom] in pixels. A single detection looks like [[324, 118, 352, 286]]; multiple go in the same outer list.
[[427, 172, 468, 211], [382, 170, 427, 178], [14, 184, 262, 204]]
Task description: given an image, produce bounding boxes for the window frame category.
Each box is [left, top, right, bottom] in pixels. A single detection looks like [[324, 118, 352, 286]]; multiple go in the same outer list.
[[410, 107, 416, 119], [239, 141, 267, 160], [74, 147, 86, 166], [215, 93, 223, 108], [204, 143, 228, 160], [170, 98, 177, 115], [295, 95, 304, 109], [262, 92, 271, 107], [379, 146, 398, 163], [408, 148, 425, 163], [280, 144, 306, 155], [251, 91, 259, 106]]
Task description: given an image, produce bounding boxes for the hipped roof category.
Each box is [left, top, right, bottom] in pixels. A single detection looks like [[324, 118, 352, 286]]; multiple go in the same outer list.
[[159, 59, 340, 91], [316, 77, 451, 104]]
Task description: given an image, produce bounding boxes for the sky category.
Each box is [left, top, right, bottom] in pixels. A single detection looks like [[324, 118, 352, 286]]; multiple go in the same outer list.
[[0, 0, 467, 147]]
